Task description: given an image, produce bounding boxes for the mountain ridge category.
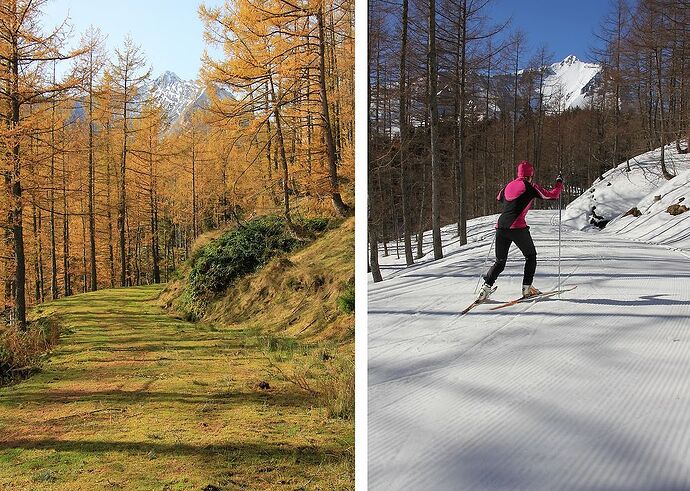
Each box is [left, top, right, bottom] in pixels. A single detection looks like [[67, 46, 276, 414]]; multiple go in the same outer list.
[[70, 70, 233, 129]]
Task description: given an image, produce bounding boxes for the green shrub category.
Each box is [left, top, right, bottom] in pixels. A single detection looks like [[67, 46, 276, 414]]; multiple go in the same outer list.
[[183, 215, 330, 317], [337, 284, 355, 313], [0, 344, 10, 381], [188, 216, 295, 299], [298, 217, 331, 233]]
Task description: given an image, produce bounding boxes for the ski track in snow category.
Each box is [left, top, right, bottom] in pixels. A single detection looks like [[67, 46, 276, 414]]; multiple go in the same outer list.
[[369, 211, 690, 491]]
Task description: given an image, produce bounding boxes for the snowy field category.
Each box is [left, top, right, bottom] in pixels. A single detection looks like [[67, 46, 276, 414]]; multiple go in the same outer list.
[[369, 212, 690, 490]]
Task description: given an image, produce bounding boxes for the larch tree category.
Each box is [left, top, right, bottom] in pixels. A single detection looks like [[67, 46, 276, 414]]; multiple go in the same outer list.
[[0, 0, 80, 329], [429, 0, 443, 260], [73, 27, 106, 292], [109, 36, 150, 286], [199, 0, 354, 226]]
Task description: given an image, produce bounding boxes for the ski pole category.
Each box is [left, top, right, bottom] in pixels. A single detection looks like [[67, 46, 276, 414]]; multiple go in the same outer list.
[[475, 232, 496, 293], [558, 174, 562, 295]]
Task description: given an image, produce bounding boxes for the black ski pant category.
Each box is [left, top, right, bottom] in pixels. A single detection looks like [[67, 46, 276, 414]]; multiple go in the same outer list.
[[483, 227, 537, 287]]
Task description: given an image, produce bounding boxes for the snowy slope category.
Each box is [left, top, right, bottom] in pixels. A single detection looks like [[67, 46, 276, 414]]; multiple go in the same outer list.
[[563, 143, 690, 249], [369, 212, 690, 490], [606, 166, 690, 248]]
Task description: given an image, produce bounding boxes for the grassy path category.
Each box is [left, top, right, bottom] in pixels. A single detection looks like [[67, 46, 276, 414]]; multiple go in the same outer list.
[[0, 285, 353, 490]]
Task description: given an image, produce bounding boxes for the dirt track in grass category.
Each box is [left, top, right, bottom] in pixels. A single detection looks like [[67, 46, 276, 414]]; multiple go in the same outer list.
[[0, 285, 353, 490]]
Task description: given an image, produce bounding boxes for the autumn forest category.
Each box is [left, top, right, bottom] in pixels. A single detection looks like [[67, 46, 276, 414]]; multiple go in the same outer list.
[[1, 0, 354, 329]]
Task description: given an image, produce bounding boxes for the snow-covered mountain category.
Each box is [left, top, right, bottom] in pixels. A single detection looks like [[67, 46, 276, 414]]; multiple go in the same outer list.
[[539, 55, 601, 110], [68, 70, 234, 128], [436, 54, 602, 123], [145, 70, 235, 128], [146, 71, 203, 125], [497, 54, 601, 113]]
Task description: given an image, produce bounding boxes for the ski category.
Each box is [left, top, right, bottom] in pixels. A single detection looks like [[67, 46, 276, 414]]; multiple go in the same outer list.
[[489, 285, 577, 311], [460, 286, 497, 315]]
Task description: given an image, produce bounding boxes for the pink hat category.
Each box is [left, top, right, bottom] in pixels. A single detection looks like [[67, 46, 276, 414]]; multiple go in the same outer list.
[[517, 160, 534, 178]]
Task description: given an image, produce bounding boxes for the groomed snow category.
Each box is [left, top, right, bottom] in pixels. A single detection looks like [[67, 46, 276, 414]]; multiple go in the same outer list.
[[369, 212, 690, 490]]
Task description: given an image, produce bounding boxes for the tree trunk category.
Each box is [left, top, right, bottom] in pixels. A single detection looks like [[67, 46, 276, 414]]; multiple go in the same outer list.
[[399, 0, 413, 265], [119, 81, 129, 287], [191, 129, 198, 238], [32, 205, 44, 303], [149, 135, 161, 284], [50, 123, 58, 300], [655, 49, 675, 179], [269, 76, 292, 224], [81, 202, 87, 293], [428, 0, 443, 260], [512, 42, 520, 166], [483, 51, 492, 216], [88, 55, 98, 292], [317, 6, 350, 217], [369, 223, 383, 282], [106, 127, 116, 289], [62, 129, 71, 297], [455, 0, 468, 245]]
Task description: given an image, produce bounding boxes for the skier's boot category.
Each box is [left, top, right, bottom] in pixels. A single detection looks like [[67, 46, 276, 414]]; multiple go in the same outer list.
[[521, 285, 542, 298], [477, 283, 495, 302]]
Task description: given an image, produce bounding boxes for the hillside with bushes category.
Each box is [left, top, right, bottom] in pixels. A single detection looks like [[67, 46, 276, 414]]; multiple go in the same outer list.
[[161, 216, 355, 343]]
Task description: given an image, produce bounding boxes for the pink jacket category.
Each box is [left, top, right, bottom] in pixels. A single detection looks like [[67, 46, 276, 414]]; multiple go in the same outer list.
[[496, 178, 563, 229]]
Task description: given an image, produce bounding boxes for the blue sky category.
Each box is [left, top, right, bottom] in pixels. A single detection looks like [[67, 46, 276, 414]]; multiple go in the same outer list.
[[493, 0, 611, 63], [41, 0, 612, 81], [42, 0, 223, 81]]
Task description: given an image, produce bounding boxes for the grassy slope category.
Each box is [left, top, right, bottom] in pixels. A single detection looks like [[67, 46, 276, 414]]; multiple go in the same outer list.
[[162, 218, 355, 343], [0, 286, 353, 490]]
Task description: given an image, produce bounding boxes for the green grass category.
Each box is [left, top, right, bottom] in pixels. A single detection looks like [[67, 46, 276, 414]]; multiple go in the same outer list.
[[337, 283, 355, 314], [0, 285, 353, 490]]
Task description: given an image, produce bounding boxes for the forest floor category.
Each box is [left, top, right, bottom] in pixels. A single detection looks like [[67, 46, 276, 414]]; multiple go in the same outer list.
[[0, 285, 353, 490]]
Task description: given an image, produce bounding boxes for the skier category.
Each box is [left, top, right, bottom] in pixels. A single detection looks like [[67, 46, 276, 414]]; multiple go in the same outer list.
[[477, 160, 563, 302]]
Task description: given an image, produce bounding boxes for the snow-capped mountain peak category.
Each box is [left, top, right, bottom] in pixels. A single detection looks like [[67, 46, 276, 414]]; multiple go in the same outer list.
[[145, 70, 236, 129], [559, 54, 580, 67], [67, 70, 234, 129], [542, 55, 601, 110], [157, 70, 183, 87], [147, 71, 201, 125]]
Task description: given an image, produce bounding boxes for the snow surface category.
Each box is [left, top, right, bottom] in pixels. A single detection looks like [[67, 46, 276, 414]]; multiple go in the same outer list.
[[369, 212, 690, 490], [563, 143, 690, 249], [606, 167, 690, 248]]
